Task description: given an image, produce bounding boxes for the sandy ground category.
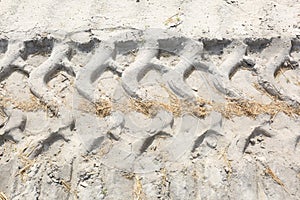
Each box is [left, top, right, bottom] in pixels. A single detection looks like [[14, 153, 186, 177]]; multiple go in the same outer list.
[[1, 1, 300, 200], [0, 0, 300, 39]]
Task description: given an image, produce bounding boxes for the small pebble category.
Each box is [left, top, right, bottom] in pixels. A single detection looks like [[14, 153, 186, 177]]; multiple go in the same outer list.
[[224, 166, 231, 174], [80, 182, 88, 188], [250, 138, 256, 145], [257, 136, 264, 142], [206, 136, 217, 149]]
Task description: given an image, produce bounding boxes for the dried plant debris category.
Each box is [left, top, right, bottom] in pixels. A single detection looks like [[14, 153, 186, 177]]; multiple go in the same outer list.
[[0, 94, 50, 113], [0, 192, 8, 200], [60, 179, 72, 192], [189, 98, 211, 118], [128, 96, 300, 120], [133, 175, 145, 200], [16, 154, 35, 182], [159, 168, 171, 198], [1, 89, 300, 120], [129, 98, 158, 117], [160, 84, 182, 117], [95, 98, 112, 118], [220, 145, 232, 179], [215, 98, 300, 119], [265, 166, 290, 194], [128, 88, 210, 118]]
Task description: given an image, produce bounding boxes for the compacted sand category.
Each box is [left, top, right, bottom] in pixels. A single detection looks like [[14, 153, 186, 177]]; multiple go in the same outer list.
[[1, 1, 300, 199]]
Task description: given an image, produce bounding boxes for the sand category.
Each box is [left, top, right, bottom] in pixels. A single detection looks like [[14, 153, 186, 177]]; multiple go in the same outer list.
[[0, 1, 300, 199]]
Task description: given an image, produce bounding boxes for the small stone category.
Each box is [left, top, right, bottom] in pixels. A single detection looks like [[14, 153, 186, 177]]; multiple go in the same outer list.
[[206, 136, 217, 149], [80, 182, 88, 188], [250, 138, 256, 145], [51, 177, 60, 183], [243, 56, 255, 67], [224, 166, 231, 174], [257, 136, 264, 142], [244, 149, 252, 154]]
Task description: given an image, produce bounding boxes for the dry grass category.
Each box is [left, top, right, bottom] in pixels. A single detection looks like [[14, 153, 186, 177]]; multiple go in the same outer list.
[[189, 98, 211, 118], [215, 98, 300, 119], [1, 92, 300, 120], [160, 84, 182, 116], [1, 83, 300, 120], [161, 168, 168, 187], [132, 85, 300, 119], [60, 179, 78, 200], [0, 93, 56, 115], [128, 85, 184, 117], [164, 12, 182, 26], [60, 179, 72, 192], [122, 172, 135, 180], [95, 99, 112, 118], [265, 166, 290, 194], [15, 142, 39, 182], [12, 96, 48, 112], [129, 90, 179, 117], [160, 168, 170, 198], [15, 154, 34, 182], [129, 98, 158, 117], [219, 145, 232, 179], [128, 94, 300, 120], [0, 192, 8, 200], [133, 175, 145, 200]]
